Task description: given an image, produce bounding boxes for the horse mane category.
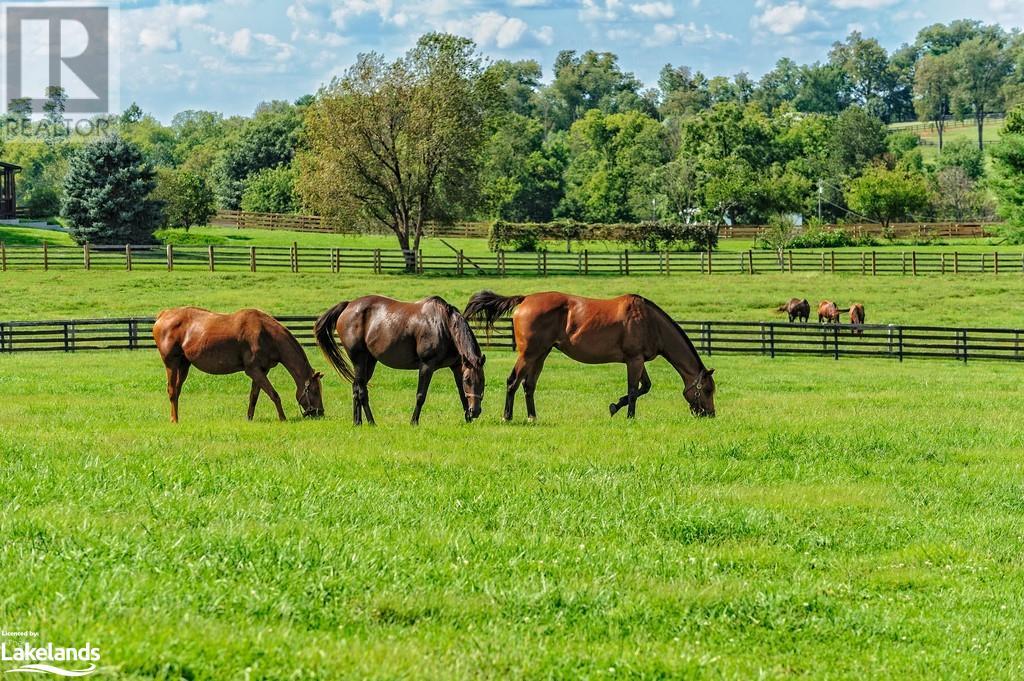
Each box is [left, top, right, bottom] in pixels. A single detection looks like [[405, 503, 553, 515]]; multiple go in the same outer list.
[[425, 297, 484, 367], [639, 297, 706, 371]]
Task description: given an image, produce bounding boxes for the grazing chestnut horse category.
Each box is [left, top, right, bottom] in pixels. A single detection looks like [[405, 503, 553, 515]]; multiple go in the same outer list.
[[153, 307, 324, 423], [818, 300, 841, 324], [314, 296, 486, 425], [848, 303, 865, 335], [464, 291, 715, 420], [777, 298, 810, 323]]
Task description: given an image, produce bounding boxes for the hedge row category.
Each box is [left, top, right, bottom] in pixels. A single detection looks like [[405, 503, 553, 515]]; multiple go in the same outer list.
[[488, 220, 719, 252]]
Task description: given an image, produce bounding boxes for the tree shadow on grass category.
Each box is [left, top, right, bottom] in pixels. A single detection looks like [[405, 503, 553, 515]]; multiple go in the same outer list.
[[0, 226, 72, 246]]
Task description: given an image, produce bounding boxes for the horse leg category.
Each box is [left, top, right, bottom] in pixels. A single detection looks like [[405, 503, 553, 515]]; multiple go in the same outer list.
[[610, 366, 651, 416], [504, 354, 527, 422], [165, 361, 189, 423], [359, 357, 377, 426], [451, 364, 470, 422], [522, 352, 550, 422], [247, 366, 286, 421], [247, 380, 260, 420], [624, 358, 647, 419], [411, 366, 435, 425]]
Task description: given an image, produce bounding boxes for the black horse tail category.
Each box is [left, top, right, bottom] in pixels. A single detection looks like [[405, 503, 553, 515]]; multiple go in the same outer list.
[[314, 301, 355, 383], [776, 303, 788, 312], [464, 291, 525, 331]]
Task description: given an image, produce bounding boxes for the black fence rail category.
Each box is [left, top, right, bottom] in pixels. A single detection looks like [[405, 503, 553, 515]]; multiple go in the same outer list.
[[4, 316, 1024, 364], [3, 243, 1024, 276]]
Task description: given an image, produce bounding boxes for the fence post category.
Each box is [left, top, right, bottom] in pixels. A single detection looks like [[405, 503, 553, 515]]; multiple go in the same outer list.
[[830, 251, 835, 274], [623, 250, 629, 276], [208, 245, 215, 271], [872, 250, 877, 275], [833, 325, 840, 360], [166, 244, 173, 271], [128, 318, 139, 350], [748, 249, 754, 275], [374, 249, 382, 275], [994, 251, 1000, 275], [960, 329, 967, 363], [458, 249, 464, 276], [707, 249, 712, 274], [954, 251, 959, 274], [62, 322, 71, 353], [787, 250, 793, 273], [418, 249, 424, 274], [291, 241, 298, 273], [941, 253, 946, 274], [898, 327, 904, 363], [250, 246, 257, 272], [43, 242, 48, 271], [0, 242, 5, 271], [543, 251, 549, 276], [701, 322, 711, 355], [665, 251, 671, 276], [901, 252, 907, 275], [769, 323, 776, 358], [584, 250, 589, 275], [125, 244, 132, 271], [84, 243, 91, 270], [700, 251, 705, 274], [860, 252, 866, 275], [912, 251, 917, 276]]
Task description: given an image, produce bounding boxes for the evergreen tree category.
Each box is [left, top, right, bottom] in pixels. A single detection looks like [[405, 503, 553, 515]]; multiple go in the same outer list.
[[61, 134, 163, 244]]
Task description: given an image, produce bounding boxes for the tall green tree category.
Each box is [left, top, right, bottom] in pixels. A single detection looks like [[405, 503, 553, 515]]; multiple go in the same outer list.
[[298, 33, 493, 270], [951, 37, 1012, 149], [153, 168, 216, 231], [62, 134, 163, 244], [913, 53, 955, 149], [846, 164, 931, 228]]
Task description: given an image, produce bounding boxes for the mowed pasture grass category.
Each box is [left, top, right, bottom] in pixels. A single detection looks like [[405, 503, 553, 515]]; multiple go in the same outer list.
[[2, 270, 1024, 328], [1, 348, 1024, 679]]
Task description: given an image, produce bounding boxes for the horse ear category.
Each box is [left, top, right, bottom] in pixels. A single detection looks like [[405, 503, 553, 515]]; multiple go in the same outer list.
[[314, 371, 324, 379], [707, 368, 715, 376]]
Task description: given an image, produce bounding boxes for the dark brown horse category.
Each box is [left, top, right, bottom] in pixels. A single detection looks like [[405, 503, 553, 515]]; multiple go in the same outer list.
[[848, 303, 865, 335], [464, 291, 715, 420], [314, 296, 486, 425], [818, 300, 840, 324], [153, 307, 324, 423], [778, 298, 810, 323]]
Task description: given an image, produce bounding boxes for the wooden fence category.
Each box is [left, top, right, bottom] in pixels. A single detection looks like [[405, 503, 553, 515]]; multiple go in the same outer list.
[[3, 315, 1023, 364], [211, 210, 491, 238], [210, 210, 998, 242], [3, 242, 1024, 276]]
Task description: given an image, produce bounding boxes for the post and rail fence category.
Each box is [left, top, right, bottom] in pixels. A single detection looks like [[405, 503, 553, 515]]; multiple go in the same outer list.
[[1, 242, 1023, 276], [2, 315, 1022, 364]]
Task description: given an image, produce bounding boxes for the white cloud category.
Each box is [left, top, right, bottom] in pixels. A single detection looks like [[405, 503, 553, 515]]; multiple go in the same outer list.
[[830, 0, 898, 8], [444, 11, 529, 48], [580, 0, 624, 22], [646, 21, 733, 46], [987, 0, 1024, 24], [630, 1, 675, 19], [207, 27, 296, 62], [128, 4, 209, 53], [533, 25, 555, 45], [751, 2, 819, 36]]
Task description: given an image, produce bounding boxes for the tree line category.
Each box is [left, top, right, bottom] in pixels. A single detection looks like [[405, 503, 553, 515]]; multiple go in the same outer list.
[[2, 20, 1023, 252]]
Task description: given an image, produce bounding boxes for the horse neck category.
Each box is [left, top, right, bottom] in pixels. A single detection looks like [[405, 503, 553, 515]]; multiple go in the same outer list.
[[448, 313, 482, 366], [276, 328, 313, 388], [654, 313, 705, 385]]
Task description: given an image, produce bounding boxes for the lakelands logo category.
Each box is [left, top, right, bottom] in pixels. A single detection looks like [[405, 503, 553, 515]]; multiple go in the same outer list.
[[1, 640, 100, 677]]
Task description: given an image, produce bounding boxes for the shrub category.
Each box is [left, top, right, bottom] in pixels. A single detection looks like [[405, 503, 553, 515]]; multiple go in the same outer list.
[[488, 220, 717, 252], [241, 165, 299, 214], [61, 134, 163, 245], [153, 168, 216, 232]]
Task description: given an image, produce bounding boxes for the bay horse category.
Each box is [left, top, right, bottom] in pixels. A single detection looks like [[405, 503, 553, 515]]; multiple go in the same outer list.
[[848, 303, 865, 335], [153, 307, 324, 423], [314, 296, 486, 425], [817, 300, 841, 324], [778, 298, 810, 323], [464, 291, 715, 420]]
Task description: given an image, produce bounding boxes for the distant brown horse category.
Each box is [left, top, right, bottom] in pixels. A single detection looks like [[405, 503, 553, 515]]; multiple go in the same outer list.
[[818, 300, 841, 324], [464, 291, 715, 420], [848, 303, 865, 335], [778, 298, 810, 323], [314, 296, 485, 425], [153, 307, 324, 423]]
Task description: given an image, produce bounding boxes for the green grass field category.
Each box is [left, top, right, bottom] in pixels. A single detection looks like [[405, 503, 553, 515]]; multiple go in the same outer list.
[[2, 270, 1024, 678]]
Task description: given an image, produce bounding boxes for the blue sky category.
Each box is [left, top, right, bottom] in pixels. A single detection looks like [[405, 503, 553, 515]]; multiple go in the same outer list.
[[117, 0, 1024, 121]]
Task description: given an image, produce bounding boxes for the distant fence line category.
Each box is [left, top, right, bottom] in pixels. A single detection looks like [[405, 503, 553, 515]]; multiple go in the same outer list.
[[2, 242, 1024, 276], [210, 210, 999, 242], [3, 315, 1023, 364], [890, 112, 1006, 135]]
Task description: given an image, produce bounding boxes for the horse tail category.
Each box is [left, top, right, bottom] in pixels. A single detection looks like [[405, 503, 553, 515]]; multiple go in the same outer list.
[[464, 291, 525, 331], [314, 301, 355, 383], [776, 304, 788, 312]]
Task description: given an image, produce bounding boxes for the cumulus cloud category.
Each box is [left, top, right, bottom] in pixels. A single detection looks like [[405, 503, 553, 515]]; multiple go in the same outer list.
[[751, 2, 820, 36], [646, 21, 733, 46], [444, 11, 529, 48], [580, 0, 624, 22], [129, 4, 209, 53], [206, 27, 296, 61], [630, 1, 675, 19]]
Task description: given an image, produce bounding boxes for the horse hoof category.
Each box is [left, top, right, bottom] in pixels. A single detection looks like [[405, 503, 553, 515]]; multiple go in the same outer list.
[[609, 403, 618, 416], [527, 416, 536, 423]]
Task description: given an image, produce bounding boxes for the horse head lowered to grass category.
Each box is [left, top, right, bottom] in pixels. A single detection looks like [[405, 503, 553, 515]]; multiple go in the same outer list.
[[464, 290, 715, 421]]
